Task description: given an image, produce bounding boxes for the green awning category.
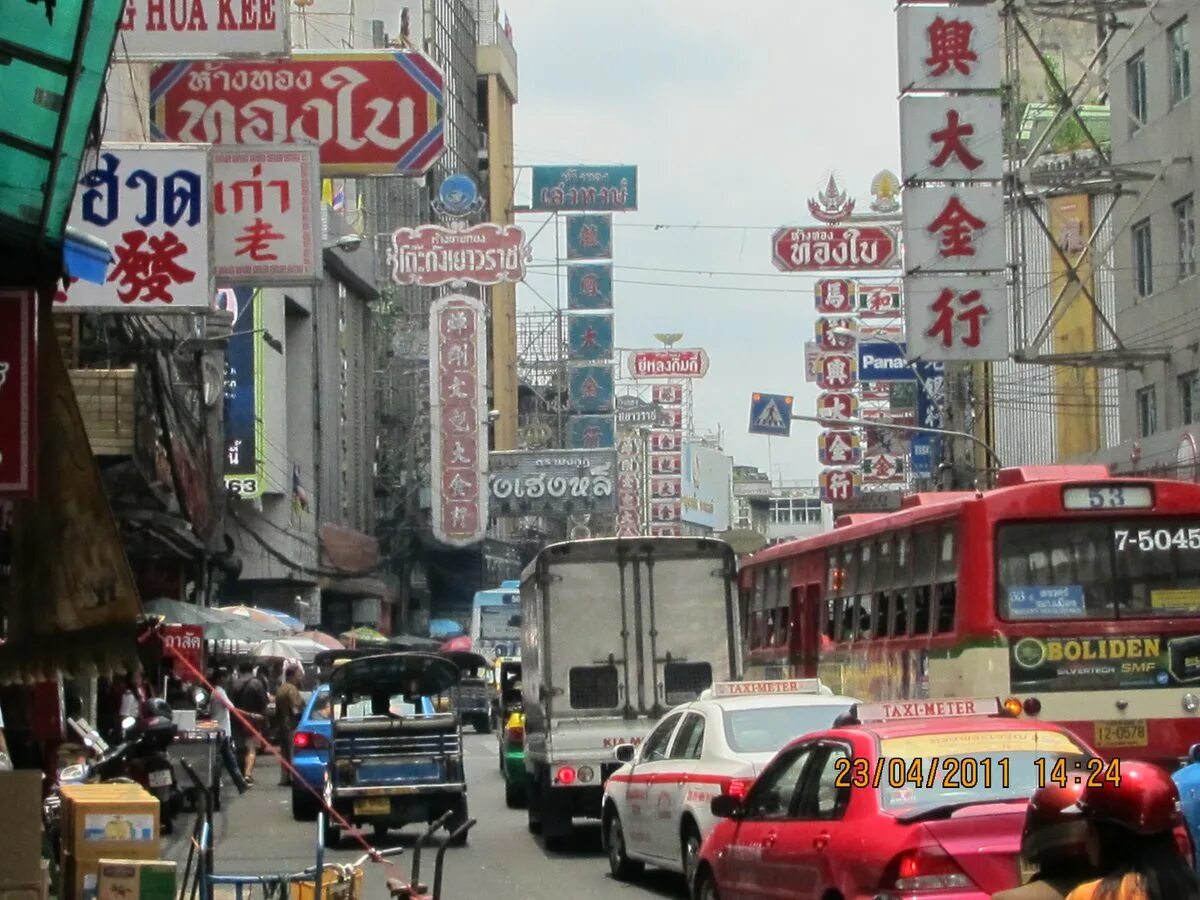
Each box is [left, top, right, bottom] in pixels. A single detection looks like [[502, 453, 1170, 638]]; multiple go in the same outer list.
[[0, 1, 126, 257]]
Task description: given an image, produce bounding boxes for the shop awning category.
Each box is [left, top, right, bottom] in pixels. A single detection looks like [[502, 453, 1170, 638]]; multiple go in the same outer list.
[[0, 1, 126, 259]]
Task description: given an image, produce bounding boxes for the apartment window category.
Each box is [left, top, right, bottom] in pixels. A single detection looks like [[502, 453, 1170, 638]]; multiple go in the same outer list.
[[1178, 195, 1197, 278], [1128, 51, 1148, 131], [1171, 19, 1192, 106], [1133, 217, 1154, 297], [768, 497, 822, 525], [1183, 372, 1200, 425], [1137, 385, 1158, 437]]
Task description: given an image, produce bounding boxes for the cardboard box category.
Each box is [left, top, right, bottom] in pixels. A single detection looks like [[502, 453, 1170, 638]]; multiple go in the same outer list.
[[97, 860, 176, 900], [0, 772, 44, 885], [61, 856, 100, 900], [0, 883, 43, 900], [60, 785, 160, 863]]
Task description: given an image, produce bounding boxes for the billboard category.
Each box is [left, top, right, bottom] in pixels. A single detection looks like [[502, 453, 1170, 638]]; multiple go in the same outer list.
[[530, 165, 638, 212], [219, 287, 265, 497], [773, 225, 898, 272], [55, 144, 213, 311], [213, 145, 321, 285], [681, 444, 732, 531], [629, 349, 709, 379], [391, 223, 526, 286], [0, 289, 37, 497], [117, 0, 289, 59], [488, 450, 616, 516], [150, 51, 446, 176], [430, 295, 488, 547]]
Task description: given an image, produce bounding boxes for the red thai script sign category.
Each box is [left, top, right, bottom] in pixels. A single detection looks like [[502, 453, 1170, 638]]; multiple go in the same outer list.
[[0, 289, 37, 497], [629, 349, 709, 379], [162, 624, 205, 675], [392, 223, 526, 286], [772, 226, 898, 272], [150, 51, 446, 177], [430, 295, 488, 547]]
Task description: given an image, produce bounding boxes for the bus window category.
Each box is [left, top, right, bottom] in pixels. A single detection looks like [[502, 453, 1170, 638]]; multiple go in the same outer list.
[[842, 546, 859, 597], [913, 586, 931, 634], [935, 583, 957, 633], [824, 595, 837, 641], [777, 605, 792, 647], [857, 594, 874, 639], [873, 592, 889, 639], [913, 530, 938, 585], [893, 589, 911, 637], [937, 528, 957, 582], [859, 542, 876, 596]]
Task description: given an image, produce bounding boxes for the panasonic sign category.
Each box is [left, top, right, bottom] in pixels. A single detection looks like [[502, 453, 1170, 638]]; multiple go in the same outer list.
[[857, 341, 916, 382]]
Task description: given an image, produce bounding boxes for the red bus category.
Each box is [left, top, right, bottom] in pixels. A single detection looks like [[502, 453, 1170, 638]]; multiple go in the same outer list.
[[738, 466, 1200, 767]]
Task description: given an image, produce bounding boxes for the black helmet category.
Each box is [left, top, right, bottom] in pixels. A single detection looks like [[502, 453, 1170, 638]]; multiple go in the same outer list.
[[144, 698, 173, 721]]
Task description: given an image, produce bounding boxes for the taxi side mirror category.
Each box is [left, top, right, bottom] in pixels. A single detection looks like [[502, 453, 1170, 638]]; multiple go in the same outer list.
[[1190, 743, 1200, 764], [614, 743, 636, 764], [710, 794, 743, 820]]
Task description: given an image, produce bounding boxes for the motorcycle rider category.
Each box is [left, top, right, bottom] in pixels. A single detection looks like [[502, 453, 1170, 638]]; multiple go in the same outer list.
[[1065, 761, 1200, 900], [993, 773, 1099, 900]]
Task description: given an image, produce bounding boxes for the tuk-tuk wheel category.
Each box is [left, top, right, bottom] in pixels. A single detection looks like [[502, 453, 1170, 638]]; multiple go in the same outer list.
[[322, 816, 341, 849], [448, 798, 469, 847]]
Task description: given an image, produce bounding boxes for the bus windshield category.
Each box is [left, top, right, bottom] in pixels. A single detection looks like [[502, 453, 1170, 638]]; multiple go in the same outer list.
[[997, 520, 1200, 620], [479, 605, 520, 641]]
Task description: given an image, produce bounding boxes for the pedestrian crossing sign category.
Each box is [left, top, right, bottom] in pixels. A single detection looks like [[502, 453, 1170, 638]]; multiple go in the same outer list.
[[749, 393, 794, 437]]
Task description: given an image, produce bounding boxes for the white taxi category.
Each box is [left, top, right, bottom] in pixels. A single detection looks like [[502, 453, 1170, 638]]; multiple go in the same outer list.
[[600, 679, 856, 884]]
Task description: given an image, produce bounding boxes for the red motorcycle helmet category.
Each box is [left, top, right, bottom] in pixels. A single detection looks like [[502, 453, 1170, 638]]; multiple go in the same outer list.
[[1077, 760, 1181, 835], [1021, 772, 1089, 864]]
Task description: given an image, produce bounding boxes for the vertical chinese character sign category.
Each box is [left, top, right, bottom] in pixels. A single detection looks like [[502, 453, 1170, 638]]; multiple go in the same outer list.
[[615, 430, 644, 537], [647, 383, 684, 536], [898, 2, 1008, 361], [430, 294, 488, 547]]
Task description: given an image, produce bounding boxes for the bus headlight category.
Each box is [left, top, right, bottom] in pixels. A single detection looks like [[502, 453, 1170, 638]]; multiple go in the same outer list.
[[1183, 693, 1199, 713]]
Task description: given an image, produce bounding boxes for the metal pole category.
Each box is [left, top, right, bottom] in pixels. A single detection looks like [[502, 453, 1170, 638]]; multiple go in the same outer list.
[[554, 213, 563, 445], [791, 412, 1002, 472]]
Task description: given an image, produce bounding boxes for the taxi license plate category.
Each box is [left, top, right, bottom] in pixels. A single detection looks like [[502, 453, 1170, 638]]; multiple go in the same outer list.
[[354, 798, 391, 817], [1095, 720, 1148, 748], [148, 769, 173, 788]]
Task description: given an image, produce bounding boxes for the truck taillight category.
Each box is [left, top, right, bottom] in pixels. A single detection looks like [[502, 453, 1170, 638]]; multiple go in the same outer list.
[[505, 723, 525, 746], [293, 732, 329, 750], [722, 778, 754, 800], [881, 847, 973, 892], [555, 766, 577, 785]]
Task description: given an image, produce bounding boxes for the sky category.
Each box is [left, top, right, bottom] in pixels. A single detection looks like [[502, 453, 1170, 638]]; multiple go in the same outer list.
[[503, 0, 902, 483]]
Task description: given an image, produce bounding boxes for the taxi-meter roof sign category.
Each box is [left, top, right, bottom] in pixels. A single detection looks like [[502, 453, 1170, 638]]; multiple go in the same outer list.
[[711, 679, 828, 697], [854, 697, 1002, 722]]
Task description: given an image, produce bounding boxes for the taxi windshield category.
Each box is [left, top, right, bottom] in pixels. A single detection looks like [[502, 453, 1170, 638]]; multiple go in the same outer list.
[[724, 703, 852, 753], [877, 729, 1089, 816]]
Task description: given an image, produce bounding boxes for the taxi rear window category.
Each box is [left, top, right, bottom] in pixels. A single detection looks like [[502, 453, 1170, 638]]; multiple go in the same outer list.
[[876, 729, 1088, 816], [723, 703, 852, 754]]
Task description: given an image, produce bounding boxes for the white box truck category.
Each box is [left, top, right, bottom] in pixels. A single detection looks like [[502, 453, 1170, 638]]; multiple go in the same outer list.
[[520, 536, 740, 848]]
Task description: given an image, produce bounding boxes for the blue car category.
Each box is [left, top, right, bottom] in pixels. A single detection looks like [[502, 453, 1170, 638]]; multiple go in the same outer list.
[[291, 685, 435, 820], [1174, 744, 1200, 867]]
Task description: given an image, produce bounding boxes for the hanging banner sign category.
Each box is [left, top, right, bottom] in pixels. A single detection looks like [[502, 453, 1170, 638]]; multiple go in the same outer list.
[[0, 289, 37, 497], [530, 165, 638, 212], [430, 294, 488, 547], [773, 225, 898, 272], [488, 449, 616, 516], [567, 314, 615, 361], [391, 223, 526, 286], [569, 365, 615, 413], [566, 214, 613, 259], [616, 430, 644, 537], [219, 287, 265, 497], [213, 145, 321, 285], [649, 453, 682, 476], [815, 278, 855, 314], [55, 144, 213, 311], [567, 263, 613, 309], [629, 349, 710, 379], [118, 0, 289, 60], [566, 415, 616, 449], [150, 51, 446, 177]]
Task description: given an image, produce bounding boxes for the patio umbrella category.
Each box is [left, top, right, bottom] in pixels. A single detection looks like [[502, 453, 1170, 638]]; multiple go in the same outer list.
[[340, 626, 389, 647], [387, 633, 442, 651], [143, 598, 275, 642], [218, 605, 302, 633], [297, 630, 344, 650], [253, 637, 327, 664]]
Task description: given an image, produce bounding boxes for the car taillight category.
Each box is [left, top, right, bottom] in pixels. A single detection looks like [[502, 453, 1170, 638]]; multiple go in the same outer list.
[[293, 732, 328, 750], [505, 724, 525, 746], [1023, 696, 1042, 716], [556, 766, 577, 785], [882, 847, 973, 892], [722, 778, 754, 800]]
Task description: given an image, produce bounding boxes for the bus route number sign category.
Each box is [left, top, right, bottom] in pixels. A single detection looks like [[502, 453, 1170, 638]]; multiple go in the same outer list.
[[1063, 486, 1152, 511]]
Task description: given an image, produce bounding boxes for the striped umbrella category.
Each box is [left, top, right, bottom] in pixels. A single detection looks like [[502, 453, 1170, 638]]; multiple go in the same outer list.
[[218, 605, 303, 633]]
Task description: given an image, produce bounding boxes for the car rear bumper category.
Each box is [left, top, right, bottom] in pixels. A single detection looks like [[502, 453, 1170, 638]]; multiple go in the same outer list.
[[333, 783, 466, 798]]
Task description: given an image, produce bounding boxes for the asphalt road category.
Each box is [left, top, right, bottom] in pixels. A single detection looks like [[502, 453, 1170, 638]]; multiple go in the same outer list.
[[164, 734, 688, 900]]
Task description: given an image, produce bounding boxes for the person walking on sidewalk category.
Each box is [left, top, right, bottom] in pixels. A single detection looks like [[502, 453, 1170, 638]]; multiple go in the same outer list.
[[275, 666, 304, 787], [231, 661, 268, 785], [210, 669, 248, 795]]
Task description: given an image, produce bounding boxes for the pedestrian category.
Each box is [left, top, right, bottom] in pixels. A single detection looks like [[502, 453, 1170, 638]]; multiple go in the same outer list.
[[209, 669, 248, 795], [119, 671, 150, 726], [275, 666, 304, 786], [230, 660, 268, 785], [994, 773, 1098, 900], [1065, 761, 1200, 900]]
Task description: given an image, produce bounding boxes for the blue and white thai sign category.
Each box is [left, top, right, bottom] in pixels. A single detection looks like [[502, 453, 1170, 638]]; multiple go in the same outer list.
[[530, 165, 638, 212], [916, 361, 947, 429], [1007, 586, 1087, 619], [567, 263, 613, 309], [433, 173, 485, 219], [567, 314, 614, 361], [217, 286, 265, 498], [858, 341, 915, 382], [55, 143, 214, 311], [566, 214, 613, 260], [566, 415, 616, 449], [569, 365, 615, 414], [910, 433, 939, 479]]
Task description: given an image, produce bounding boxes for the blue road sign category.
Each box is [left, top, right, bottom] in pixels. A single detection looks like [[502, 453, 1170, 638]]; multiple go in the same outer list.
[[858, 341, 915, 382], [910, 433, 940, 479], [749, 392, 794, 436]]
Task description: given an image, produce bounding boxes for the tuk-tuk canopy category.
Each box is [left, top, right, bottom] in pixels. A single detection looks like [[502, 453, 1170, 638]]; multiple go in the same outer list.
[[329, 652, 460, 699], [440, 650, 492, 679]]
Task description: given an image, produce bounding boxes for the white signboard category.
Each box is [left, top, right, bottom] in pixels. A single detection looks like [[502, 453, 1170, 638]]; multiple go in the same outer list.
[[898, 4, 1002, 92], [212, 145, 321, 285], [117, 0, 290, 59], [901, 185, 1005, 274], [681, 443, 732, 531], [55, 143, 213, 312], [905, 272, 1009, 362], [900, 95, 1003, 183]]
